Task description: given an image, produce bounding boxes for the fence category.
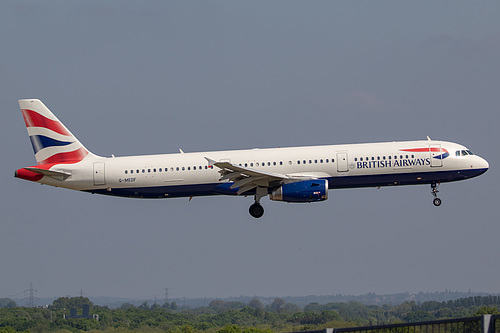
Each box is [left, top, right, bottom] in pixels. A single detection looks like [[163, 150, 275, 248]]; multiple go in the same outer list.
[[293, 315, 500, 333]]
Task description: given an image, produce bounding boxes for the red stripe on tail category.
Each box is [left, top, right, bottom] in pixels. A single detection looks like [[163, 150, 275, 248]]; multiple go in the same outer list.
[[38, 147, 88, 165], [21, 109, 71, 136]]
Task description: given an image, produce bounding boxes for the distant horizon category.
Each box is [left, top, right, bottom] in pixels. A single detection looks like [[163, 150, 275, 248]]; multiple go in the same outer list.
[[8, 290, 500, 309], [7, 288, 500, 299]]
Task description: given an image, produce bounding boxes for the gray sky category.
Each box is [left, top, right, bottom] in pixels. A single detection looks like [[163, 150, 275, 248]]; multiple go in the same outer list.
[[1, 1, 500, 301]]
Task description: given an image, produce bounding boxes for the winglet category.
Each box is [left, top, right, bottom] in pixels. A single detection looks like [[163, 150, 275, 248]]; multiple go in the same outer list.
[[204, 157, 217, 165]]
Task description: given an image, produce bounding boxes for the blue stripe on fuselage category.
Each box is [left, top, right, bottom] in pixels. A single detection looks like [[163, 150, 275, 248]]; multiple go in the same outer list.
[[84, 168, 488, 199]]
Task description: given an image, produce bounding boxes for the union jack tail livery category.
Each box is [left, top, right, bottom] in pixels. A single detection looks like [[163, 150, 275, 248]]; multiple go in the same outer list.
[[14, 99, 488, 218], [19, 99, 96, 166], [15, 99, 99, 183]]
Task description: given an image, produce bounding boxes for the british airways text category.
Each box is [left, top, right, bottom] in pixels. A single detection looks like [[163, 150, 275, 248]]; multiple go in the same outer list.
[[357, 158, 430, 169]]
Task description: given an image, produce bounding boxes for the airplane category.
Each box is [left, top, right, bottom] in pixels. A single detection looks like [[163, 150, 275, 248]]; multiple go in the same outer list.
[[15, 99, 489, 218]]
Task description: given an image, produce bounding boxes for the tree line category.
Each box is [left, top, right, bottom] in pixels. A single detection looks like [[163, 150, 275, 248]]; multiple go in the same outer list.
[[1, 295, 500, 332]]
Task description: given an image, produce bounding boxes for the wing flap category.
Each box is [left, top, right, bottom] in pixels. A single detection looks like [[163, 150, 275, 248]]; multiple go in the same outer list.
[[231, 176, 265, 190], [206, 157, 288, 195]]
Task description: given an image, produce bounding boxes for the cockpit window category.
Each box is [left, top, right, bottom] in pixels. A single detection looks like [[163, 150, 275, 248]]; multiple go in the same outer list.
[[457, 150, 475, 156]]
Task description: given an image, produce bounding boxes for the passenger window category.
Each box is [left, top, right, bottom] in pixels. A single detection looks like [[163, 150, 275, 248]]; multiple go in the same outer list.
[[303, 160, 306, 164], [320, 159, 323, 163], [187, 167, 190, 170], [176, 167, 179, 171], [125, 170, 128, 174], [256, 162, 259, 166], [142, 169, 145, 173], [268, 162, 271, 166], [280, 161, 283, 165], [360, 157, 363, 161], [193, 166, 196, 170], [273, 162, 276, 166], [288, 161, 292, 165], [250, 163, 253, 167], [153, 169, 156, 172], [205, 166, 208, 169], [159, 168, 162, 172], [131, 170, 134, 174], [326, 159, 329, 163], [297, 161, 300, 164], [137, 170, 139, 174]]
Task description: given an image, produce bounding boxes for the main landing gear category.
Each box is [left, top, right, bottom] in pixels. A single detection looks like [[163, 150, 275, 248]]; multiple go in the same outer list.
[[249, 187, 267, 218], [431, 182, 442, 206], [249, 203, 264, 218]]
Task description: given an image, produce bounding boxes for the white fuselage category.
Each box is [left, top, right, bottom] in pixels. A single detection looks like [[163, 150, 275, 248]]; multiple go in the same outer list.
[[38, 139, 488, 199]]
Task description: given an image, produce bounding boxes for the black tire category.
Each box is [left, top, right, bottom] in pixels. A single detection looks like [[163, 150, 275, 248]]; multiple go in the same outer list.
[[433, 198, 442, 207], [249, 203, 264, 218]]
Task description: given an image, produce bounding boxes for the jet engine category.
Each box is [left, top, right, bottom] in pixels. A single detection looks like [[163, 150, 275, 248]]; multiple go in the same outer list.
[[270, 179, 328, 203]]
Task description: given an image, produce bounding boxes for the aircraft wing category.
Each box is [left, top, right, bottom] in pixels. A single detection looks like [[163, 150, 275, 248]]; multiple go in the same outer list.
[[205, 157, 318, 195]]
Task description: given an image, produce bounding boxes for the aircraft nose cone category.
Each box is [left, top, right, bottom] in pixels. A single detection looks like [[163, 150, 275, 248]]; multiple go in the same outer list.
[[481, 157, 489, 170], [474, 156, 489, 176]]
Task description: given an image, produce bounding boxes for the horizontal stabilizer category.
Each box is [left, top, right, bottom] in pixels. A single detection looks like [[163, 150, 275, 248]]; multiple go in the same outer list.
[[24, 167, 71, 181]]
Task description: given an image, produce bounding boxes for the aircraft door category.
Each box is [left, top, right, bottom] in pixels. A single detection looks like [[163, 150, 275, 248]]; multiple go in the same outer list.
[[337, 152, 349, 172], [430, 144, 443, 167], [93, 162, 106, 185]]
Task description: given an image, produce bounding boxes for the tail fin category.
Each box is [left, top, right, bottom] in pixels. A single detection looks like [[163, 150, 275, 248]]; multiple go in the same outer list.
[[19, 99, 96, 166]]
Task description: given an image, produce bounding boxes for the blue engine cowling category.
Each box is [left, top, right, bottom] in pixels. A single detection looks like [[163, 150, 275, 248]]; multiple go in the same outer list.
[[270, 179, 328, 203]]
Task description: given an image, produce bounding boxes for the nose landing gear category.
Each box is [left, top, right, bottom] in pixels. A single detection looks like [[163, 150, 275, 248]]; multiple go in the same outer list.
[[431, 182, 442, 206]]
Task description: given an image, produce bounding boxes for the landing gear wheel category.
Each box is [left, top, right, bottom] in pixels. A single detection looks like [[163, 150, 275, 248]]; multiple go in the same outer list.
[[249, 203, 264, 218], [431, 182, 442, 207]]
